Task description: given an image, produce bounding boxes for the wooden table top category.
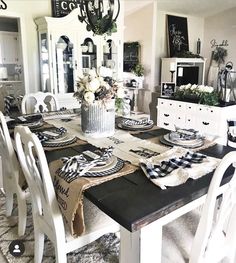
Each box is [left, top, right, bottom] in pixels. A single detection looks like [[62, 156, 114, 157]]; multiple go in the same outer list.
[[84, 144, 234, 232], [46, 135, 235, 233]]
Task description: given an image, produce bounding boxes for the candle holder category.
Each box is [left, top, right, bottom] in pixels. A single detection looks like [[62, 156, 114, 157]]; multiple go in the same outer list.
[[170, 70, 175, 82]]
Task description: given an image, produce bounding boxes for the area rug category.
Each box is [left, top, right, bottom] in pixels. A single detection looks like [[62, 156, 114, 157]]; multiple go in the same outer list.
[[0, 191, 119, 263]]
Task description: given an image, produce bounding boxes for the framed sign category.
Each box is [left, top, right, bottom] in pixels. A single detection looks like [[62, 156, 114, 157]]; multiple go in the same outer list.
[[167, 15, 189, 57], [123, 42, 140, 72], [161, 82, 176, 97], [51, 0, 78, 17]]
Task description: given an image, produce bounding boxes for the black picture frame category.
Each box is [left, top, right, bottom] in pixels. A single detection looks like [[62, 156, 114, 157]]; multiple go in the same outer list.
[[161, 82, 176, 97], [51, 0, 78, 17], [167, 15, 189, 57], [123, 42, 140, 72]]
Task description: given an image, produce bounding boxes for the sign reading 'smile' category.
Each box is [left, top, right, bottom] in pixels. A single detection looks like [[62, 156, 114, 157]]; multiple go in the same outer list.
[[51, 0, 78, 17]]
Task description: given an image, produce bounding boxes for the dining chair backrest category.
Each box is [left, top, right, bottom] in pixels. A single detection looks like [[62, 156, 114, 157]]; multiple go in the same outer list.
[[190, 151, 236, 263], [14, 125, 65, 237], [0, 111, 27, 236], [14, 125, 119, 263], [0, 112, 19, 177], [21, 92, 59, 114]]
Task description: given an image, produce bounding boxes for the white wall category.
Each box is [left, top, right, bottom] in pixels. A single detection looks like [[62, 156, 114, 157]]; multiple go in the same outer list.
[[124, 3, 156, 113], [0, 0, 51, 93], [203, 7, 236, 74]]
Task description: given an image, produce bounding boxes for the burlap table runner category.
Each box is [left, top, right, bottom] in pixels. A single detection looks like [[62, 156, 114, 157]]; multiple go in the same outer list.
[[49, 159, 137, 237]]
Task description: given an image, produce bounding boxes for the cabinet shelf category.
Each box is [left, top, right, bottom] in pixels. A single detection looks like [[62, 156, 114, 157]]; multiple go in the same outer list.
[[82, 52, 96, 55]]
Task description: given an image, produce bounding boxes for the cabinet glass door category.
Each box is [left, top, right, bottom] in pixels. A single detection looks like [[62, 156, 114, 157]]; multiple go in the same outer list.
[[39, 33, 49, 92], [103, 39, 118, 78], [55, 35, 75, 93], [81, 38, 97, 73]]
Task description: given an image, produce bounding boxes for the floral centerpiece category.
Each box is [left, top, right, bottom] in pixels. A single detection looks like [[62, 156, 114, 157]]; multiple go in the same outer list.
[[74, 70, 125, 137], [174, 84, 220, 106]]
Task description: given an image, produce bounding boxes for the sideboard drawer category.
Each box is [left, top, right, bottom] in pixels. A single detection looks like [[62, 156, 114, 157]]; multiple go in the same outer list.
[[196, 119, 219, 135], [195, 105, 221, 120], [158, 119, 175, 130]]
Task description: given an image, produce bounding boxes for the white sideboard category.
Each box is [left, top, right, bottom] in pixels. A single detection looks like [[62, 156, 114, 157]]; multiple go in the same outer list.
[[157, 98, 236, 145]]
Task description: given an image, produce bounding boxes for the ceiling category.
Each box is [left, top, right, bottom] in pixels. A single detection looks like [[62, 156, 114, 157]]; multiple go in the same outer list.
[[124, 0, 236, 17]]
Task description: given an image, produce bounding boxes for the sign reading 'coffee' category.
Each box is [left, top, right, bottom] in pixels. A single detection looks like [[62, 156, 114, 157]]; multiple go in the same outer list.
[[51, 0, 79, 17]]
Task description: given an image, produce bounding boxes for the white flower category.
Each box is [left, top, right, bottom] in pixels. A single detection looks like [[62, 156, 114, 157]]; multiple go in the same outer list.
[[204, 86, 214, 93], [116, 87, 125, 98], [190, 84, 198, 90], [84, 91, 95, 103], [185, 83, 192, 89], [87, 78, 100, 92], [179, 85, 185, 90], [88, 69, 97, 78]]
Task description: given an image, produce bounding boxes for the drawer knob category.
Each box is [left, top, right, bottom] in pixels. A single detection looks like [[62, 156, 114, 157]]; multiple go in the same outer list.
[[163, 122, 169, 126], [164, 113, 169, 117], [202, 121, 209, 125]]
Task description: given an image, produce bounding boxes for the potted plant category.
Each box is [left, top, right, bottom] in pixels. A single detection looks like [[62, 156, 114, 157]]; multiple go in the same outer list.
[[132, 63, 145, 89], [212, 47, 228, 67]]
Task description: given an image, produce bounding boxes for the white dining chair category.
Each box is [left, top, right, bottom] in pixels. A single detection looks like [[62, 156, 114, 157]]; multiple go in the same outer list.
[[0, 111, 28, 236], [21, 92, 59, 114], [163, 151, 236, 263], [14, 125, 120, 263]]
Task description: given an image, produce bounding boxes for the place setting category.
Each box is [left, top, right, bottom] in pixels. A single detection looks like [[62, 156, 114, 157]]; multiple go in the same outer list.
[[159, 127, 205, 149], [116, 117, 154, 131], [57, 146, 125, 181], [34, 126, 80, 149]]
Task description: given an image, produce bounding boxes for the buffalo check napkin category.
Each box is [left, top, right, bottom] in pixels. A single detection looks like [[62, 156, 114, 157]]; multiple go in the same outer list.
[[140, 147, 219, 189]]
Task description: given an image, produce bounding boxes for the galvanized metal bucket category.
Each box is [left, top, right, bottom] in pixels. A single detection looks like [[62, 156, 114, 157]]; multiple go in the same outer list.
[[81, 99, 115, 138]]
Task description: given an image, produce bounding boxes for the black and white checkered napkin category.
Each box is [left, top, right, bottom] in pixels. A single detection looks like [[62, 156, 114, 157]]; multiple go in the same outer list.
[[121, 118, 154, 127], [58, 146, 114, 178], [140, 151, 206, 179], [35, 127, 67, 143], [4, 95, 15, 116]]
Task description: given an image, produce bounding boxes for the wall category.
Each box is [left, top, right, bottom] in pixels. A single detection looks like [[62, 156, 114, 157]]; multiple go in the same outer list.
[[203, 8, 236, 79], [0, 0, 51, 93], [124, 2, 156, 113]]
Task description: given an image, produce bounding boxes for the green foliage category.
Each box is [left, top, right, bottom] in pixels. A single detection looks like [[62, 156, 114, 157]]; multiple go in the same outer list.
[[213, 47, 227, 66], [115, 97, 124, 111], [175, 50, 203, 58], [132, 64, 145, 77]]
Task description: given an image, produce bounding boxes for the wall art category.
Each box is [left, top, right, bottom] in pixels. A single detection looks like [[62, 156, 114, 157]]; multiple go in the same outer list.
[[167, 15, 189, 57]]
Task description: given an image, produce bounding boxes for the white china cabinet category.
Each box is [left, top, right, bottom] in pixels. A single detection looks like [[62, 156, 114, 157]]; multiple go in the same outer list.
[[35, 7, 123, 108], [157, 98, 236, 145]]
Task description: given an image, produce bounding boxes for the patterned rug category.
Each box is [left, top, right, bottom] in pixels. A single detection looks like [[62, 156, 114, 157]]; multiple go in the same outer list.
[[0, 191, 119, 263]]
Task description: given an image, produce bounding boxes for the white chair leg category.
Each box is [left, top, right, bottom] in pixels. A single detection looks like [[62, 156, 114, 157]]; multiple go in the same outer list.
[[17, 195, 27, 236], [34, 228, 45, 263], [55, 242, 67, 263], [5, 190, 14, 216]]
